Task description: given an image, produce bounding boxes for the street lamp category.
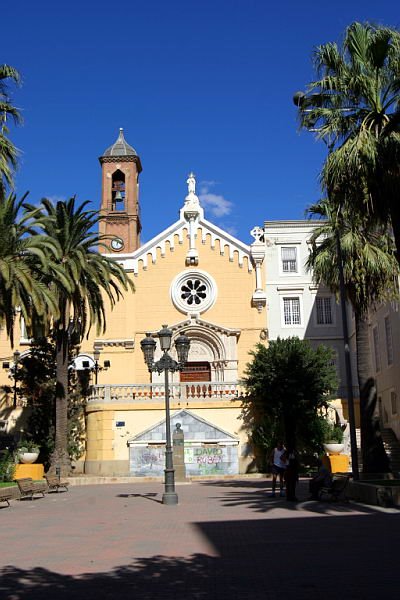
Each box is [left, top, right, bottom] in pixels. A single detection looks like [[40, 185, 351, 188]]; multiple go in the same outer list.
[[91, 349, 111, 385], [93, 349, 101, 385], [293, 91, 359, 479], [13, 351, 20, 409], [140, 325, 190, 505]]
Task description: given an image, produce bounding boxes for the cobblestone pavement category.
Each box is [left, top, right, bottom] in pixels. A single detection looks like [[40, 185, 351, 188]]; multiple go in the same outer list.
[[0, 478, 399, 599]]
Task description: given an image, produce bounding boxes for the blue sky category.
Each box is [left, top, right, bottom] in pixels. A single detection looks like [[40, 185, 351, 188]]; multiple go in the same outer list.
[[2, 0, 399, 243]]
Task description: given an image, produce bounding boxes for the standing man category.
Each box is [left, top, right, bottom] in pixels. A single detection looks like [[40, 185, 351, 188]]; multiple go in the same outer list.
[[269, 441, 287, 497]]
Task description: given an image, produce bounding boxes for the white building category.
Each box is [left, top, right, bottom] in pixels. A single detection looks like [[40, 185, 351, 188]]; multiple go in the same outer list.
[[263, 219, 359, 429]]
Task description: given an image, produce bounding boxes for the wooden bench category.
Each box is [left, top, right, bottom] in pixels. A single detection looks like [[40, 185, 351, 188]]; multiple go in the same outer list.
[[44, 474, 69, 493], [15, 477, 47, 500], [318, 474, 350, 501], [0, 487, 14, 507]]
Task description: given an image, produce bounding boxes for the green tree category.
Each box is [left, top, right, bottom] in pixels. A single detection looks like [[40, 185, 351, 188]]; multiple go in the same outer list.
[[33, 196, 134, 475], [307, 200, 397, 472], [0, 64, 22, 193], [18, 336, 91, 469], [242, 337, 337, 461], [296, 22, 400, 263], [0, 192, 59, 345]]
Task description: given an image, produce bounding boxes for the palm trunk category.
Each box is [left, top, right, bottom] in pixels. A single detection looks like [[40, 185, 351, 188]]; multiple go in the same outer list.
[[355, 313, 390, 474], [49, 326, 71, 476]]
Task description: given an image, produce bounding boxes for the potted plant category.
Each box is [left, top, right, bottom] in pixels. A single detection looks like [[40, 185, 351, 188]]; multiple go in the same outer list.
[[322, 422, 345, 455], [16, 440, 40, 464]]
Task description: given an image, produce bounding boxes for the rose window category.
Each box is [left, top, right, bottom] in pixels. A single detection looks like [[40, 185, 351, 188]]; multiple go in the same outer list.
[[171, 270, 217, 314], [180, 279, 207, 306]]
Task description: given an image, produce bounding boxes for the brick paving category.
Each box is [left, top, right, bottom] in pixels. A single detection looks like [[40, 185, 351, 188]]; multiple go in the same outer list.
[[0, 478, 399, 599]]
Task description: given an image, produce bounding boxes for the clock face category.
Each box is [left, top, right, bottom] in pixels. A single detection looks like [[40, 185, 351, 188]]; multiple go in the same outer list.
[[111, 237, 124, 251]]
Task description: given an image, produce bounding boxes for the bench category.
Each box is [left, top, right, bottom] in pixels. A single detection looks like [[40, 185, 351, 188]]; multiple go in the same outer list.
[[15, 477, 47, 500], [0, 487, 14, 507], [318, 474, 350, 501], [44, 474, 69, 493]]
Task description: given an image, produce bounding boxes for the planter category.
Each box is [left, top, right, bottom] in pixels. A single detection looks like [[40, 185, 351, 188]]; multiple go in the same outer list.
[[323, 443, 344, 455], [19, 451, 39, 464]]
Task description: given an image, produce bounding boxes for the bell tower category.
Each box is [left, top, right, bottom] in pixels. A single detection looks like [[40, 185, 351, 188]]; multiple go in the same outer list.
[[99, 128, 142, 253]]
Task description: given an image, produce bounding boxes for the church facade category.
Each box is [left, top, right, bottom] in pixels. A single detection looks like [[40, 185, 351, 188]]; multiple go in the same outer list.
[[77, 130, 267, 475]]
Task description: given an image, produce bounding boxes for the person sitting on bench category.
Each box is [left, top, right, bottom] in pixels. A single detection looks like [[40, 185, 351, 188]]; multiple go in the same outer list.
[[309, 460, 332, 500]]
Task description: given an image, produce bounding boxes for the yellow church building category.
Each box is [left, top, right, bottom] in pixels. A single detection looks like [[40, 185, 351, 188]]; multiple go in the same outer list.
[[81, 129, 269, 476]]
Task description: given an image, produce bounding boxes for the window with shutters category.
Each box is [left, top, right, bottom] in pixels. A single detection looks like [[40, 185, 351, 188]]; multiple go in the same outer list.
[[391, 390, 397, 415], [281, 247, 298, 273]]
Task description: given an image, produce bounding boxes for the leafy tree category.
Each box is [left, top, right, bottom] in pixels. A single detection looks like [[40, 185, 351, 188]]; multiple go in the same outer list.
[[296, 22, 400, 263], [307, 200, 397, 472], [0, 192, 59, 345], [0, 64, 22, 193], [31, 197, 134, 475], [242, 337, 337, 464], [19, 337, 92, 469]]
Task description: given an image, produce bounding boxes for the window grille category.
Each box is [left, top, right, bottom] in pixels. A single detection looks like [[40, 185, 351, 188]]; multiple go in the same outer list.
[[283, 297, 301, 325], [372, 326, 381, 373], [316, 297, 333, 325], [384, 316, 394, 366]]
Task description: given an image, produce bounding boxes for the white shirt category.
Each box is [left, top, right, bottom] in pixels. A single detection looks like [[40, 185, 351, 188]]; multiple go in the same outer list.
[[273, 447, 287, 469]]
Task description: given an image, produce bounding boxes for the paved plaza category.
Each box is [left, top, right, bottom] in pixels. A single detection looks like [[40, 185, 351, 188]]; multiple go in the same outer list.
[[0, 478, 399, 599]]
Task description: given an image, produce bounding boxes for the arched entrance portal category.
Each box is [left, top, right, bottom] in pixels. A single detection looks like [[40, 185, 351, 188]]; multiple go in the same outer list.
[[150, 317, 240, 400]]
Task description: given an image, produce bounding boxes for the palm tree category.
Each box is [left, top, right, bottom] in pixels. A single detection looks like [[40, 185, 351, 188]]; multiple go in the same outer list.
[[0, 64, 22, 193], [0, 192, 59, 346], [296, 22, 400, 263], [307, 199, 398, 472], [34, 196, 134, 474]]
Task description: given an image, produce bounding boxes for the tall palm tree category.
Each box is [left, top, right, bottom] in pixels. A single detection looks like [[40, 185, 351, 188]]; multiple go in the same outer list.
[[307, 199, 398, 472], [0, 192, 59, 346], [0, 64, 22, 193], [296, 22, 400, 263], [34, 196, 134, 474]]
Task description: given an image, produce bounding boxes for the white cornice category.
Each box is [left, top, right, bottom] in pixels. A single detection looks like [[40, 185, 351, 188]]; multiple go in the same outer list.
[[104, 217, 253, 273]]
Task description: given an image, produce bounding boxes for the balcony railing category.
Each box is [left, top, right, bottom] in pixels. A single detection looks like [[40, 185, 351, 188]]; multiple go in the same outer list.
[[88, 382, 242, 404]]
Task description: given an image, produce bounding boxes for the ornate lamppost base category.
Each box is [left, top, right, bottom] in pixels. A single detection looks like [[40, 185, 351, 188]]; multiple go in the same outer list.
[[162, 491, 179, 505]]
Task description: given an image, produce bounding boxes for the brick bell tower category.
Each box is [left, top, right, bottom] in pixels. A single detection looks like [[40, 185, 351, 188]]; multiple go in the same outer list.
[[99, 128, 142, 253]]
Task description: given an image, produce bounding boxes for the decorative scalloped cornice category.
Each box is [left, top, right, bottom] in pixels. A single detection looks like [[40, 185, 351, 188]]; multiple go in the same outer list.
[[105, 218, 253, 273]]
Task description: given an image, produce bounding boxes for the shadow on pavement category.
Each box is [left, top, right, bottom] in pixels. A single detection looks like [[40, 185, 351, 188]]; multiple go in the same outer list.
[[200, 480, 386, 515], [1, 513, 400, 599], [116, 492, 162, 504]]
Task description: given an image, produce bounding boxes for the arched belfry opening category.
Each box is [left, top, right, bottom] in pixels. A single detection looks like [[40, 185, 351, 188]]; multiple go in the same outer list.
[[99, 128, 142, 253], [111, 169, 126, 211]]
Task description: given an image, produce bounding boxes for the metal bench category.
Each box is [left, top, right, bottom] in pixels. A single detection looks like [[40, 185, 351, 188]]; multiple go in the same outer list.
[[0, 487, 14, 507], [318, 474, 350, 501], [44, 474, 69, 493], [15, 477, 47, 500]]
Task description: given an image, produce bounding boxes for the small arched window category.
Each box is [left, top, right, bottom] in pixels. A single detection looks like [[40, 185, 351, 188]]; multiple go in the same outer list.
[[111, 169, 126, 211]]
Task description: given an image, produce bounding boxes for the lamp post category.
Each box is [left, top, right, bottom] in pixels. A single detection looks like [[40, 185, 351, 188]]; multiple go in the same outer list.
[[12, 350, 20, 409], [93, 349, 101, 385], [293, 91, 359, 479], [140, 325, 190, 505]]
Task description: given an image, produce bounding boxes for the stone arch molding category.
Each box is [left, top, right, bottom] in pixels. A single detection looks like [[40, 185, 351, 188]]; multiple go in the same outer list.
[[148, 317, 240, 384], [176, 317, 240, 382]]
